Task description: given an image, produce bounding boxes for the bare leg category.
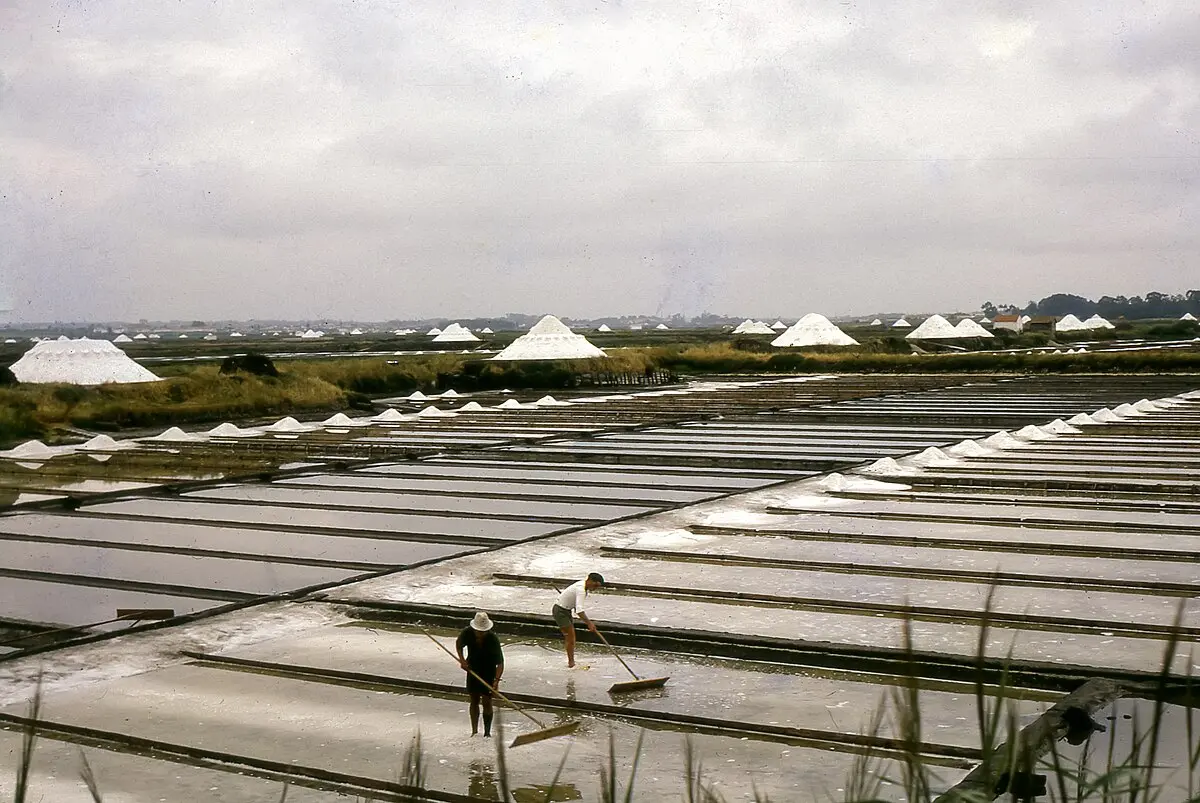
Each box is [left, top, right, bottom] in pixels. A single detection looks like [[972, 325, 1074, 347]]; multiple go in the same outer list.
[[561, 625, 576, 667], [469, 692, 481, 735], [481, 694, 494, 736]]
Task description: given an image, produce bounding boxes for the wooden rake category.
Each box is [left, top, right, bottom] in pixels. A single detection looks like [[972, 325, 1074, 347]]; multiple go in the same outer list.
[[593, 628, 670, 694]]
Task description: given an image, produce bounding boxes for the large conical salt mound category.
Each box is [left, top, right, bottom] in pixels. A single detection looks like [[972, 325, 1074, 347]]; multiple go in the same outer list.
[[432, 323, 480, 343], [770, 320, 787, 330], [1082, 314, 1115, 330], [1182, 313, 1198, 321], [425, 327, 443, 336], [891, 318, 912, 328], [870, 318, 883, 326], [10, 338, 162, 385], [905, 315, 960, 340], [597, 324, 613, 332], [113, 333, 132, 343], [771, 314, 859, 347], [1054, 314, 1085, 332], [953, 319, 994, 338], [490, 315, 607, 361]]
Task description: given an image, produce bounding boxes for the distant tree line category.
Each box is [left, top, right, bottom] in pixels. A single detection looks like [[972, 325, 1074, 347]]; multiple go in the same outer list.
[[982, 290, 1200, 320]]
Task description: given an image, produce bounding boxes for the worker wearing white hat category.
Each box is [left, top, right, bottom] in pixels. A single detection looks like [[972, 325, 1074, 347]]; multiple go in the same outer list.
[[455, 612, 505, 736]]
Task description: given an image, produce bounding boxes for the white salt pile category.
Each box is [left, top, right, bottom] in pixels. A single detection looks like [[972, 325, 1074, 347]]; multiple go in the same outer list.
[[432, 323, 480, 343], [0, 440, 63, 460], [953, 319, 994, 338], [373, 408, 407, 422], [1055, 314, 1086, 332], [982, 431, 1025, 449], [859, 457, 914, 475], [1112, 403, 1143, 417], [905, 315, 960, 340], [207, 423, 261, 437], [145, 427, 203, 442], [481, 327, 494, 334], [1132, 399, 1164, 412], [113, 333, 133, 343], [1182, 313, 1198, 321], [902, 447, 959, 467], [870, 318, 883, 326], [405, 391, 429, 401], [946, 439, 992, 457], [655, 323, 669, 330], [1013, 425, 1056, 441], [535, 395, 570, 406], [440, 389, 460, 398], [265, 417, 315, 433], [10, 338, 162, 385], [426, 327, 442, 336], [1082, 314, 1115, 330], [892, 318, 912, 328], [497, 399, 523, 409], [597, 324, 613, 332], [770, 320, 787, 330], [771, 314, 859, 347], [1090, 407, 1124, 422], [1042, 419, 1081, 434], [733, 320, 775, 335], [459, 401, 487, 412], [80, 434, 135, 451], [416, 406, 457, 418], [322, 413, 368, 427], [490, 315, 606, 361]]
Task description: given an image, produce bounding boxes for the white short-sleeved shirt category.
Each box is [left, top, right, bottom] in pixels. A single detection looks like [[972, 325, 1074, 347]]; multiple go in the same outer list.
[[556, 580, 588, 614]]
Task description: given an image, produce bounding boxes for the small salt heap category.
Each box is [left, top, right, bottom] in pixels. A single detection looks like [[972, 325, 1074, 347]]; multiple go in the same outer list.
[[946, 439, 991, 457], [859, 457, 913, 475], [1013, 425, 1056, 441], [1041, 419, 1081, 435], [901, 447, 959, 467], [982, 431, 1025, 449]]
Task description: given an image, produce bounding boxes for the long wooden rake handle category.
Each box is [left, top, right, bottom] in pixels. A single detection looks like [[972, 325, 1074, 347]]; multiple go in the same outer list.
[[592, 628, 643, 681], [419, 628, 548, 730]]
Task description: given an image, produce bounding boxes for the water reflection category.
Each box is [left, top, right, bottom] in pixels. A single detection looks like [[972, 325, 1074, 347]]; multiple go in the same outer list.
[[467, 761, 500, 801]]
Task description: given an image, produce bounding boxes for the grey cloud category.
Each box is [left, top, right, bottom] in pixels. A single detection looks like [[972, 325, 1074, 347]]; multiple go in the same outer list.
[[1, 0, 1197, 322]]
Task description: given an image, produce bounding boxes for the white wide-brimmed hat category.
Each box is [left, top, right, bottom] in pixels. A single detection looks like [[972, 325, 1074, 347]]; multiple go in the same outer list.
[[470, 611, 493, 631]]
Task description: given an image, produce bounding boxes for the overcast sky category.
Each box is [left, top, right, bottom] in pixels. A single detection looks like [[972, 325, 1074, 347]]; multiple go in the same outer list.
[[2, 1, 1198, 323]]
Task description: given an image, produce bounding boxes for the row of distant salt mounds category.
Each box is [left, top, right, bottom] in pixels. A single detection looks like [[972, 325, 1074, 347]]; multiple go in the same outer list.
[[904, 315, 995, 340], [732, 319, 787, 334], [8, 338, 161, 385], [854, 395, 1193, 476], [431, 323, 481, 343], [490, 315, 606, 361], [1055, 313, 1115, 332]]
